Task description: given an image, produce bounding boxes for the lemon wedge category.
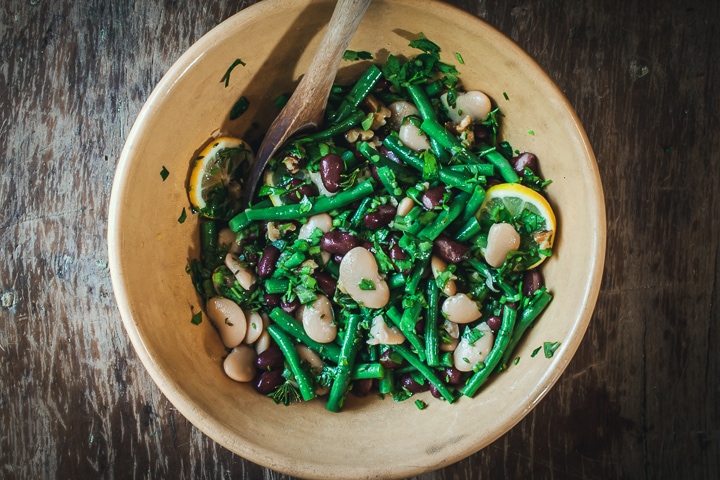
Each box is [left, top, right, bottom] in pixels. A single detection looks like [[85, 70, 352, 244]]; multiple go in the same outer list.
[[478, 182, 557, 268], [188, 137, 254, 219]]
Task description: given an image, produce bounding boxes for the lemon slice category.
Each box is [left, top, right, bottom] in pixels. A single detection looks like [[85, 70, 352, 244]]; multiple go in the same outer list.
[[477, 182, 557, 268], [188, 137, 254, 219]]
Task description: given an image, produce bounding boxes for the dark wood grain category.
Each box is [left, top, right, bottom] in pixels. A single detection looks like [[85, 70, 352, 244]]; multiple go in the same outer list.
[[1, 0, 718, 478]]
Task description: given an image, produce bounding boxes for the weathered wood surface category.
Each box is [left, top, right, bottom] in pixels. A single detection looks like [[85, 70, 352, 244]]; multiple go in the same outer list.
[[1, 0, 718, 478]]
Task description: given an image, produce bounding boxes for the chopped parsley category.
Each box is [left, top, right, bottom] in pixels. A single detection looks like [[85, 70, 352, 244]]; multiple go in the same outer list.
[[160, 166, 169, 181], [178, 207, 187, 224], [531, 346, 542, 358], [343, 50, 374, 61], [414, 399, 428, 410], [230, 96, 250, 120], [358, 278, 376, 291], [220, 58, 246, 87], [543, 341, 561, 358], [191, 310, 202, 325]]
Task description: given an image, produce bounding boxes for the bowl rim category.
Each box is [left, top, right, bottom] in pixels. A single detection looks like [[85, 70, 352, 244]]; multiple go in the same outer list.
[[108, 0, 606, 477]]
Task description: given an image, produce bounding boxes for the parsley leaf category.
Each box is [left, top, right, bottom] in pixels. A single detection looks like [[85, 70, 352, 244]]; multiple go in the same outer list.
[[220, 58, 246, 87], [543, 341, 561, 358], [160, 166, 169, 181], [343, 49, 374, 61], [178, 207, 187, 224], [230, 96, 250, 120], [191, 311, 202, 325], [358, 278, 376, 291]]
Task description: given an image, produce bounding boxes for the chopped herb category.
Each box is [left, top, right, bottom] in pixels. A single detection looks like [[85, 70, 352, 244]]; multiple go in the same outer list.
[[274, 93, 289, 109], [191, 311, 202, 325], [513, 356, 520, 365], [503, 91, 510, 101], [343, 49, 374, 61], [531, 346, 542, 357], [455, 52, 465, 64], [230, 96, 250, 120], [543, 341, 561, 358], [178, 207, 187, 224], [270, 381, 302, 406], [220, 58, 246, 87], [361, 112, 374, 131], [160, 166, 170, 181], [358, 278, 376, 291], [414, 399, 428, 410], [528, 130, 535, 135]]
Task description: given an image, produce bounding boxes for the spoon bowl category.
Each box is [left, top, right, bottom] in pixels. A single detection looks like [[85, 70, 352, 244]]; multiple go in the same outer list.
[[242, 0, 372, 207]]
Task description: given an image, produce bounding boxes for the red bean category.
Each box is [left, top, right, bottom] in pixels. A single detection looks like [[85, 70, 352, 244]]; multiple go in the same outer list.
[[255, 369, 285, 395], [351, 378, 373, 397], [389, 244, 407, 261], [421, 185, 446, 210], [281, 297, 300, 313], [379, 349, 404, 369], [510, 152, 538, 175], [433, 235, 470, 264], [321, 231, 359, 255], [256, 344, 285, 371], [314, 271, 337, 297], [486, 315, 502, 334], [285, 178, 317, 203], [523, 269, 544, 297], [363, 204, 396, 229], [399, 373, 429, 393], [257, 245, 280, 278], [379, 146, 401, 164], [264, 293, 281, 308], [429, 383, 443, 399], [319, 153, 344, 193], [443, 367, 464, 385]]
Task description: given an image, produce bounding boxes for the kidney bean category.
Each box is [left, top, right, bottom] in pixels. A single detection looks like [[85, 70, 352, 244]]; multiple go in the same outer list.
[[363, 204, 396, 229], [443, 366, 464, 385], [256, 344, 285, 371], [486, 315, 502, 334], [369, 164, 380, 181], [257, 245, 280, 278], [264, 293, 281, 308], [379, 145, 401, 164], [255, 369, 285, 395], [379, 349, 404, 369], [389, 244, 407, 261], [281, 297, 300, 313], [321, 231, 359, 255], [510, 152, 538, 175], [399, 373, 430, 393], [421, 185, 446, 210], [473, 124, 489, 140], [523, 269, 544, 297], [351, 378, 373, 397], [433, 235, 470, 264], [429, 382, 443, 399], [285, 178, 317, 203], [319, 153, 344, 193], [314, 271, 337, 297]]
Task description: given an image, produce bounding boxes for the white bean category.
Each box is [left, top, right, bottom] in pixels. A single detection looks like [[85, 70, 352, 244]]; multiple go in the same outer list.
[[367, 315, 405, 345], [217, 228, 241, 253], [441, 90, 492, 123], [431, 255, 457, 296], [296, 345, 329, 395], [297, 294, 337, 344], [396, 196, 415, 217], [453, 322, 495, 372], [254, 330, 271, 355], [299, 213, 334, 240], [223, 344, 257, 382], [337, 247, 390, 309], [441, 293, 482, 325], [399, 122, 431, 152], [484, 222, 521, 268], [224, 253, 257, 291], [206, 297, 247, 348], [387, 100, 420, 130], [243, 310, 264, 344], [439, 319, 460, 352]]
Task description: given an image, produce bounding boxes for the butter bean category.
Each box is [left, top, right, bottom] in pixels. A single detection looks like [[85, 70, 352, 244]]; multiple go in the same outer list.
[[223, 344, 257, 382], [224, 253, 257, 290], [337, 247, 390, 309], [441, 90, 492, 123], [441, 293, 482, 325], [297, 294, 337, 344], [484, 222, 521, 268], [243, 310, 264, 345], [367, 315, 405, 345], [430, 255, 457, 296], [453, 322, 495, 372], [299, 213, 333, 240], [206, 297, 247, 348]]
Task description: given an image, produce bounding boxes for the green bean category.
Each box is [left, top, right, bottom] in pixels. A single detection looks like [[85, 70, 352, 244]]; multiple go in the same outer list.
[[329, 64, 383, 124], [500, 288, 553, 368], [425, 280, 441, 367], [477, 144, 520, 183], [378, 368, 394, 394], [264, 278, 290, 295], [200, 220, 218, 267], [244, 179, 376, 221], [454, 216, 482, 242], [386, 305, 426, 362], [302, 109, 366, 142], [419, 118, 487, 166], [391, 343, 456, 403], [351, 362, 386, 380], [417, 191, 470, 241], [459, 184, 487, 225], [460, 305, 517, 397], [349, 197, 373, 228], [267, 324, 317, 402], [269, 308, 341, 363], [327, 313, 364, 412]]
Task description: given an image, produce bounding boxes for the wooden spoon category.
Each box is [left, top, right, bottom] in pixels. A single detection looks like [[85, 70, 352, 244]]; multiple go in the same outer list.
[[242, 0, 372, 207]]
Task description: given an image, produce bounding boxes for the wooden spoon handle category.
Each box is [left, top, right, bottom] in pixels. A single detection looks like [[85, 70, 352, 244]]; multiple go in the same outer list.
[[243, 0, 372, 206]]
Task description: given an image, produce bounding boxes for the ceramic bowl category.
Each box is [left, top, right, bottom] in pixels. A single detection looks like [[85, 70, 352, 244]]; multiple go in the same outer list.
[[108, 0, 605, 477]]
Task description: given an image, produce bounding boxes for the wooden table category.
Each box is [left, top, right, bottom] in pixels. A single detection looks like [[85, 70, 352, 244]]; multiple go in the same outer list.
[[1, 0, 718, 478]]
